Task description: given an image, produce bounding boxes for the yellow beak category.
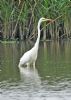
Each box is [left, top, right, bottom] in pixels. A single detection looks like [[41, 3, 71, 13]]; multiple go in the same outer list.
[[44, 18, 53, 22]]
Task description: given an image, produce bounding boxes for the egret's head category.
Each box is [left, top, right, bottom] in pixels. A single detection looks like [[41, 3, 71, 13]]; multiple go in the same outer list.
[[39, 17, 52, 23], [38, 17, 52, 29], [38, 17, 52, 28]]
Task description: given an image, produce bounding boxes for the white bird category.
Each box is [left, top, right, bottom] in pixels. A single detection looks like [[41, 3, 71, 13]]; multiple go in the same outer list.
[[19, 17, 52, 68]]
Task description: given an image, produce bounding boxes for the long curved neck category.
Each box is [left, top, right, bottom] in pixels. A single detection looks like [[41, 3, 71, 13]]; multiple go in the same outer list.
[[34, 22, 41, 50]]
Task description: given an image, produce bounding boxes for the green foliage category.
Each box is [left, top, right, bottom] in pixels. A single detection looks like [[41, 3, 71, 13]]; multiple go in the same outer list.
[[0, 0, 71, 40]]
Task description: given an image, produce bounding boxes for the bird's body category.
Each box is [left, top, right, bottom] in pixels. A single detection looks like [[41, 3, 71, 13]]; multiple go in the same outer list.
[[19, 17, 52, 67], [19, 45, 38, 67]]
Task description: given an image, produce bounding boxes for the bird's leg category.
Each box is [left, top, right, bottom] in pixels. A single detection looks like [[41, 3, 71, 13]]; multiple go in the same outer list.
[[33, 62, 35, 69], [26, 63, 30, 69]]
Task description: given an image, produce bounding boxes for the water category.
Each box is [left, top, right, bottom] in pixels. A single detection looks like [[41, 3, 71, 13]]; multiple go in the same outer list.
[[0, 40, 71, 100]]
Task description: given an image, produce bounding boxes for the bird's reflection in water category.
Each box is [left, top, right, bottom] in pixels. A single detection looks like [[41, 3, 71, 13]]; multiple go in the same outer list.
[[19, 66, 41, 87]]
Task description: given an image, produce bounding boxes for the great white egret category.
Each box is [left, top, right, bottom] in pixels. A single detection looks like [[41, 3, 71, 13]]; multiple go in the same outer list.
[[19, 17, 52, 68]]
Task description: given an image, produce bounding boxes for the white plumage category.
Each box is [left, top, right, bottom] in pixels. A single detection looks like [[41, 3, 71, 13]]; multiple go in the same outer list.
[[19, 17, 52, 67]]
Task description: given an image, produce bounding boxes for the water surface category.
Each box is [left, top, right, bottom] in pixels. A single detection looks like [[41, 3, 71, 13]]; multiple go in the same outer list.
[[0, 40, 71, 100]]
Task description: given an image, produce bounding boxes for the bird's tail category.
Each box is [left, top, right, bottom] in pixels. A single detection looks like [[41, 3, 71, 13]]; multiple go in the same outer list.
[[18, 61, 22, 68]]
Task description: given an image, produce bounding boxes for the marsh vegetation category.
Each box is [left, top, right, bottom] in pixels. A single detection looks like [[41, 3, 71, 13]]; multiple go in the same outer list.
[[0, 0, 71, 41]]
